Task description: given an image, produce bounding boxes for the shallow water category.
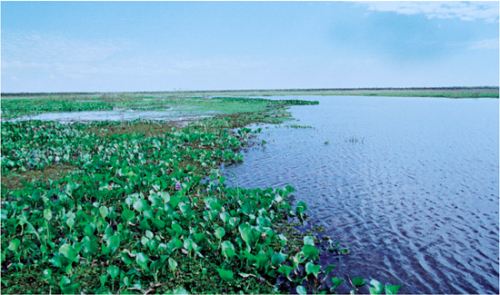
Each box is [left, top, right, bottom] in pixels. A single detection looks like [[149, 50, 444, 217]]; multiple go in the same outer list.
[[8, 108, 214, 123], [226, 96, 499, 294]]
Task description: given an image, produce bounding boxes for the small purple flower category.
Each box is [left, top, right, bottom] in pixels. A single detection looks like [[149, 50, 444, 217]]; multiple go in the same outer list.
[[175, 182, 181, 191], [184, 177, 190, 182]]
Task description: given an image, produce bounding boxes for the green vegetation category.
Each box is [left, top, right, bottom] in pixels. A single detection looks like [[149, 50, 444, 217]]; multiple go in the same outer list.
[[1, 96, 400, 294], [0, 94, 311, 120], [190, 86, 499, 98], [3, 86, 498, 100]]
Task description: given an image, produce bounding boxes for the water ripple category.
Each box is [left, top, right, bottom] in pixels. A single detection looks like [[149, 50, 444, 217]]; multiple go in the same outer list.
[[226, 96, 499, 294]]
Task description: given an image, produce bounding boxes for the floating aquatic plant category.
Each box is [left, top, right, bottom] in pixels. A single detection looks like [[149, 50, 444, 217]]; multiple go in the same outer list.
[[1, 96, 399, 294]]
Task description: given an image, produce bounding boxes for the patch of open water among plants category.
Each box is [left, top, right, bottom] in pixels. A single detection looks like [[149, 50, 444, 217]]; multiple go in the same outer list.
[[6, 107, 217, 124]]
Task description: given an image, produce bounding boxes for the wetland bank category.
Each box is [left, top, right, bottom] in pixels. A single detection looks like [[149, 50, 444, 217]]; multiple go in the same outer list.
[[1, 94, 402, 294], [1, 91, 498, 294]]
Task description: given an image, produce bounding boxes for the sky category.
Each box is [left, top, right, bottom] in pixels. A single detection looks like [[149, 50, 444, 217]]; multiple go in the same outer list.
[[1, 1, 499, 92]]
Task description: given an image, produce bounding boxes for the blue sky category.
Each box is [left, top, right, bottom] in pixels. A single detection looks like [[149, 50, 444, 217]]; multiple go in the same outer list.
[[1, 1, 499, 92]]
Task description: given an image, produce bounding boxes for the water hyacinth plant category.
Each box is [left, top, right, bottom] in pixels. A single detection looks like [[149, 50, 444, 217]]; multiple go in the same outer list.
[[1, 95, 399, 294]]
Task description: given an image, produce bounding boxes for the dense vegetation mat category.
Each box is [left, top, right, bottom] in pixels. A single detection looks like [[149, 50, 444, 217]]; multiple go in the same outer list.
[[1, 97, 400, 294]]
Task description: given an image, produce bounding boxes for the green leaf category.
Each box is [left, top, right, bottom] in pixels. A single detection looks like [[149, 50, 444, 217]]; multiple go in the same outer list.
[[43, 269, 52, 280], [220, 212, 231, 223], [100, 274, 108, 287], [120, 252, 134, 265], [305, 262, 321, 278], [325, 264, 336, 277], [278, 234, 287, 247], [169, 196, 181, 209], [331, 277, 344, 290], [183, 238, 197, 252], [43, 209, 52, 221], [385, 284, 402, 295], [122, 209, 135, 222], [278, 265, 294, 281], [50, 255, 63, 268], [159, 192, 170, 204], [369, 279, 383, 295], [84, 223, 96, 236], [150, 259, 162, 272], [136, 252, 149, 270], [256, 216, 271, 227], [302, 244, 319, 260], [66, 218, 75, 229], [221, 240, 237, 259], [133, 199, 148, 213], [171, 223, 183, 237], [106, 235, 120, 254], [292, 252, 306, 266], [99, 206, 109, 218], [8, 239, 20, 252], [168, 257, 178, 272], [228, 217, 240, 228], [193, 233, 206, 244], [59, 244, 77, 261], [59, 276, 80, 294], [271, 252, 286, 266], [352, 277, 365, 287], [216, 268, 233, 281], [82, 237, 98, 254], [239, 225, 258, 246], [167, 237, 183, 253], [296, 286, 307, 295], [214, 227, 225, 240], [285, 185, 295, 194], [303, 236, 315, 246], [295, 201, 307, 214], [107, 265, 120, 279]]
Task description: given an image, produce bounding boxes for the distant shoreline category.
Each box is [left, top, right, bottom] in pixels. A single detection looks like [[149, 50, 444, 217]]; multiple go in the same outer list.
[[2, 86, 499, 98]]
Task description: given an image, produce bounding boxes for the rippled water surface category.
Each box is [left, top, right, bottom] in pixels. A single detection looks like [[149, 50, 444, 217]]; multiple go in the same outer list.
[[226, 96, 499, 294]]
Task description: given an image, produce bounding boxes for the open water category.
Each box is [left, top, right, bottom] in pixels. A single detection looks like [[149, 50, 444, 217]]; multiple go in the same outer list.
[[225, 96, 499, 294]]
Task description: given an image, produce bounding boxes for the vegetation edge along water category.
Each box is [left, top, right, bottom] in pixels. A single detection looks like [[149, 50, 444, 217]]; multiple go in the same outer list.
[[2, 86, 498, 99], [1, 96, 401, 294]]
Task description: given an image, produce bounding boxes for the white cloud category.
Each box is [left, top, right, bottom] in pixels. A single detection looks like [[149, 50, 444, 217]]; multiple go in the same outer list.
[[468, 38, 500, 50], [360, 1, 499, 22]]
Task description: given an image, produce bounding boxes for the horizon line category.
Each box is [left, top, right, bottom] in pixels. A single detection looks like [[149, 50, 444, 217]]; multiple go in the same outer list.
[[2, 86, 499, 96]]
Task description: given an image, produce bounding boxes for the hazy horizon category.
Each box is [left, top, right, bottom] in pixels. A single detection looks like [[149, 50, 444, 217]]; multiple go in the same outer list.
[[2, 1, 499, 92], [1, 86, 499, 95]]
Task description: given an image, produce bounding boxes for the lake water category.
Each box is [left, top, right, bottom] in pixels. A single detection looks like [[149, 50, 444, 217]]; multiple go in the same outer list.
[[225, 96, 499, 294]]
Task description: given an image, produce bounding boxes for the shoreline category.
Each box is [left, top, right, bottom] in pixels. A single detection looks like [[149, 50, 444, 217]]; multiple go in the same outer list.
[[2, 86, 499, 99], [2, 97, 389, 294]]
